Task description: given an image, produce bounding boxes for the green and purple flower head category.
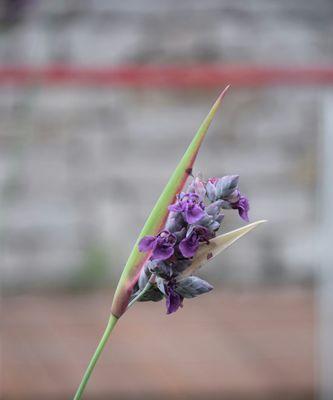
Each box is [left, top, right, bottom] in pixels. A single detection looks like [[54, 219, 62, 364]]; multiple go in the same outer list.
[[136, 174, 250, 314]]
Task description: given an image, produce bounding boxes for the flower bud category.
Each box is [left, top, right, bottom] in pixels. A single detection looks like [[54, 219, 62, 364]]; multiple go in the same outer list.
[[138, 263, 151, 289], [149, 260, 173, 280], [175, 276, 213, 298], [165, 211, 186, 233], [206, 180, 217, 201], [206, 200, 223, 217], [188, 176, 206, 200], [215, 175, 239, 198]]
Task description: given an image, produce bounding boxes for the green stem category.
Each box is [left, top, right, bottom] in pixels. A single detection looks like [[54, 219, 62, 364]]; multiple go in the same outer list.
[[73, 313, 118, 400], [127, 281, 153, 309], [73, 275, 155, 399]]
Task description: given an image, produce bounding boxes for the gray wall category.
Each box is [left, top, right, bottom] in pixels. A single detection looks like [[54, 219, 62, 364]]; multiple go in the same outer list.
[[1, 0, 332, 289]]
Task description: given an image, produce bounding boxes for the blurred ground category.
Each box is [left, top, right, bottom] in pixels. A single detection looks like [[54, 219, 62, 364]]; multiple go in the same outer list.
[[2, 287, 314, 400]]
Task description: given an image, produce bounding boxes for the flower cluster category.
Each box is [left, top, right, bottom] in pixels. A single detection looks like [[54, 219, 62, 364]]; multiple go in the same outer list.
[[134, 174, 249, 314]]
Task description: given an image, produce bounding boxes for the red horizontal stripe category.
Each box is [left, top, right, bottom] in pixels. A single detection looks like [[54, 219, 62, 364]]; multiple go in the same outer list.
[[0, 65, 333, 87]]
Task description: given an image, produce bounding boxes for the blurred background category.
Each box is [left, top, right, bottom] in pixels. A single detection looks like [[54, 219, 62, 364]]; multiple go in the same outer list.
[[1, 1, 333, 399]]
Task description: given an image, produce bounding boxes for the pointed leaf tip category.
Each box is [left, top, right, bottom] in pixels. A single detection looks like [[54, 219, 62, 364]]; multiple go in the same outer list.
[[218, 85, 231, 101], [180, 219, 266, 278]]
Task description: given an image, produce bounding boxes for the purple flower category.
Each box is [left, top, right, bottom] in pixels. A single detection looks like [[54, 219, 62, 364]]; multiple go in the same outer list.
[[168, 193, 205, 224], [165, 282, 183, 314], [231, 194, 250, 222], [138, 230, 177, 261], [179, 226, 213, 258]]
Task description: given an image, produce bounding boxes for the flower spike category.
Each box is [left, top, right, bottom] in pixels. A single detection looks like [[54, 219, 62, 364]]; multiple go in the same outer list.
[[111, 87, 230, 318]]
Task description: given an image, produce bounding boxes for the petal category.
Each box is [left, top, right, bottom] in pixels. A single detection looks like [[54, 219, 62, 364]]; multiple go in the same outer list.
[[237, 196, 250, 222], [238, 206, 249, 222], [179, 237, 199, 258], [138, 236, 156, 252], [151, 245, 175, 261], [185, 205, 205, 224], [166, 291, 183, 314]]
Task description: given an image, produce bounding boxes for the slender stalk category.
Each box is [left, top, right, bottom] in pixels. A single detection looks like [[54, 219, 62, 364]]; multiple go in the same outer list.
[[127, 280, 153, 309], [73, 313, 118, 400]]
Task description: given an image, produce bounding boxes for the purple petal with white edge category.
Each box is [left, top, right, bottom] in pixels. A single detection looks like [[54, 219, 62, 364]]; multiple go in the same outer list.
[[138, 236, 156, 252]]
